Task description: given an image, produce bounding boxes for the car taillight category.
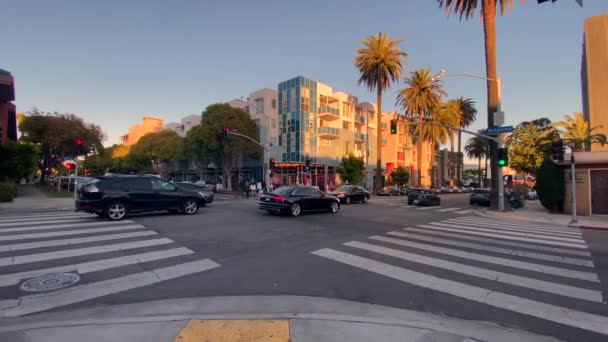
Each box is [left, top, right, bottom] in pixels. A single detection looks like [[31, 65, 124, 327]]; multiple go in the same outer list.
[[271, 195, 285, 202]]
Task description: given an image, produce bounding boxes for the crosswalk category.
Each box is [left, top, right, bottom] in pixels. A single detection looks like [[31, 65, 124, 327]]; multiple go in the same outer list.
[[370, 198, 477, 215], [0, 210, 220, 317], [312, 216, 608, 336]]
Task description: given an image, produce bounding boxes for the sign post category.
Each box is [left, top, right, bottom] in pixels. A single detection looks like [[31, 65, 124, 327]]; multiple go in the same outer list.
[[570, 153, 577, 224]]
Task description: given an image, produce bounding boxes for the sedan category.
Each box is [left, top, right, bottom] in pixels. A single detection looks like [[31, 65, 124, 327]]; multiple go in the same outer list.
[[175, 182, 214, 205], [327, 185, 370, 204], [470, 188, 491, 206], [415, 192, 441, 206], [379, 186, 401, 196], [259, 186, 340, 217]]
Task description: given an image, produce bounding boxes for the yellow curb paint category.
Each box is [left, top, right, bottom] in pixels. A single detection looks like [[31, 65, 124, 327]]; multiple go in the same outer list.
[[174, 319, 289, 342]]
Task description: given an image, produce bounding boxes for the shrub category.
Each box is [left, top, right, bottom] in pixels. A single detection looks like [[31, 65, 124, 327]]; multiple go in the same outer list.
[[535, 159, 564, 212], [0, 182, 17, 202]]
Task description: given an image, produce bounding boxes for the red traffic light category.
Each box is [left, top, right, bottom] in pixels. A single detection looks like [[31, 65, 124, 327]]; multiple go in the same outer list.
[[84, 168, 90, 175], [223, 127, 228, 132], [76, 138, 84, 146], [65, 163, 75, 170]]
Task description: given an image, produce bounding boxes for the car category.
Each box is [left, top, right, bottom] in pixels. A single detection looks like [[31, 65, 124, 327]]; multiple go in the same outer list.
[[415, 192, 441, 206], [259, 186, 340, 217], [527, 190, 538, 200], [460, 187, 471, 193], [327, 185, 370, 204], [470, 188, 491, 206], [76, 175, 208, 220], [399, 187, 410, 196], [195, 180, 217, 192], [378, 186, 400, 196], [175, 182, 214, 205], [407, 188, 424, 205]]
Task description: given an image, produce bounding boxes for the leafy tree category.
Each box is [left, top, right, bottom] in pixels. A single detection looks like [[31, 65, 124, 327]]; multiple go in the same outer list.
[[462, 169, 481, 185], [455, 97, 477, 185], [397, 67, 447, 186], [355, 32, 407, 193], [550, 112, 607, 151], [0, 141, 39, 182], [535, 158, 564, 213], [464, 135, 489, 187], [18, 109, 104, 184], [390, 167, 410, 186], [130, 130, 183, 177], [336, 154, 365, 185], [506, 122, 552, 174], [183, 124, 213, 181]]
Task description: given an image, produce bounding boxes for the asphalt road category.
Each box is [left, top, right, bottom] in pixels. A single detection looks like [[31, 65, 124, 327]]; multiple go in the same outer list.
[[1, 193, 607, 341]]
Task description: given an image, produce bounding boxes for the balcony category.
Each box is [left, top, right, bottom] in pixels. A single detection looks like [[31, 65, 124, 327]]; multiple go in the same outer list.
[[354, 132, 365, 142], [318, 106, 340, 121], [355, 115, 366, 126], [318, 127, 340, 139]]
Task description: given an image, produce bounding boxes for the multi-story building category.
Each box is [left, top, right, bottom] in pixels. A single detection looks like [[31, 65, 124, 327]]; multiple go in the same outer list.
[[434, 148, 464, 187], [0, 69, 17, 144], [164, 114, 202, 137], [581, 13, 608, 152], [120, 116, 163, 147]]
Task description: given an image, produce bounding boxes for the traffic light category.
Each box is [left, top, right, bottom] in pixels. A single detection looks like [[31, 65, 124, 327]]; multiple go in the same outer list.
[[390, 120, 397, 135], [65, 162, 75, 170], [497, 148, 508, 167], [75, 138, 84, 155], [269, 158, 275, 170], [551, 139, 564, 161], [217, 127, 229, 142], [84, 168, 90, 176], [305, 157, 311, 172]]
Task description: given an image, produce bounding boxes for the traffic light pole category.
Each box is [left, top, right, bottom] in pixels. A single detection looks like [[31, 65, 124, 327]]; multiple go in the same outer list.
[[73, 159, 78, 200], [570, 153, 577, 224]]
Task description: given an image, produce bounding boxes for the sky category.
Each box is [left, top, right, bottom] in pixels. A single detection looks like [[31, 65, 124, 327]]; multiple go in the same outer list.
[[2, 0, 607, 147]]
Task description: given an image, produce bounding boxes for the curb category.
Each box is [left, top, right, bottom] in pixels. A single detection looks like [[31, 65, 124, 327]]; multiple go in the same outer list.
[[572, 225, 608, 231]]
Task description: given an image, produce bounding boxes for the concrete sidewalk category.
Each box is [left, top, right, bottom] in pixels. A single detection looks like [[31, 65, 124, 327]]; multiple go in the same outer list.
[[480, 200, 608, 229], [0, 296, 561, 342], [0, 184, 74, 212]]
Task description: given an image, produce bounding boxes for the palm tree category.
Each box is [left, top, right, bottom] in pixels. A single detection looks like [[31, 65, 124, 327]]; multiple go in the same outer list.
[[464, 135, 489, 187], [454, 97, 477, 185], [397, 67, 447, 187], [354, 32, 407, 193], [551, 112, 607, 151], [439, 100, 463, 184]]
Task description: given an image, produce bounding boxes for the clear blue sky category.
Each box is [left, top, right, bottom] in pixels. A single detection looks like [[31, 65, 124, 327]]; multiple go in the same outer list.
[[2, 0, 607, 146]]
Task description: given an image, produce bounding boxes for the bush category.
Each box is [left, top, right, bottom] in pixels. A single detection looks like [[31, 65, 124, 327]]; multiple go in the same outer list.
[[0, 182, 17, 202], [535, 159, 564, 212]]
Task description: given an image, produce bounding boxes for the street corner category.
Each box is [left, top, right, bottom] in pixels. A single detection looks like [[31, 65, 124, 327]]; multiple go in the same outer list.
[[174, 319, 290, 342]]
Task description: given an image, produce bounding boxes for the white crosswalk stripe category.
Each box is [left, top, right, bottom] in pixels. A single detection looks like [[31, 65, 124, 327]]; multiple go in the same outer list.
[[435, 207, 460, 212], [312, 216, 607, 335], [0, 210, 220, 317], [369, 199, 481, 215]]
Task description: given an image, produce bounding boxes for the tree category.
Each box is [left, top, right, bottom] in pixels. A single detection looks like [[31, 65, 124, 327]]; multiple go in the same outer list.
[[464, 135, 489, 187], [536, 158, 564, 213], [390, 167, 410, 186], [130, 130, 184, 177], [506, 120, 554, 174], [397, 67, 447, 186], [336, 154, 365, 185], [0, 141, 39, 182], [18, 109, 104, 184], [439, 100, 463, 183], [183, 125, 213, 181], [550, 112, 607, 151], [455, 97, 477, 185], [355, 32, 407, 193], [462, 169, 481, 185]]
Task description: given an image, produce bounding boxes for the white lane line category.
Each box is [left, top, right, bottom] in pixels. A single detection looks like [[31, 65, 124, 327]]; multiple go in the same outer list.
[[436, 208, 460, 212], [383, 203, 403, 206], [385, 231, 595, 267], [416, 206, 442, 210], [428, 222, 585, 244], [0, 218, 98, 227], [366, 235, 598, 282], [0, 214, 93, 224], [0, 220, 135, 233], [0, 247, 194, 287], [311, 248, 608, 336], [0, 225, 144, 242], [0, 259, 220, 317], [417, 224, 589, 250], [454, 209, 474, 214], [447, 218, 582, 237], [0, 231, 158, 252], [455, 217, 577, 232], [0, 238, 174, 267], [348, 241, 602, 303]]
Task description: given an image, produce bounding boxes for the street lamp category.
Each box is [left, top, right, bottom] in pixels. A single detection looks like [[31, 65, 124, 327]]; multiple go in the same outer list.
[[432, 70, 505, 211]]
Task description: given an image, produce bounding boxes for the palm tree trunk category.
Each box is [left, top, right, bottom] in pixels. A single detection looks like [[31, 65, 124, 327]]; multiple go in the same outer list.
[[457, 131, 462, 186], [375, 87, 383, 193], [482, 0, 500, 201], [417, 113, 423, 187], [450, 131, 455, 185], [484, 156, 488, 188]]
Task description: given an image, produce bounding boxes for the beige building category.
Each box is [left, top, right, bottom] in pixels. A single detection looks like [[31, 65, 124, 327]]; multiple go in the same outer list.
[[164, 114, 201, 137], [581, 14, 608, 152], [120, 116, 163, 146]]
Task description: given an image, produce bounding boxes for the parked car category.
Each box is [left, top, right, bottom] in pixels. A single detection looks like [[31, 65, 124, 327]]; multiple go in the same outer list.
[[378, 186, 400, 196], [175, 182, 214, 205], [460, 187, 471, 193], [76, 175, 207, 220], [195, 180, 217, 192], [259, 186, 340, 217], [527, 189, 538, 200], [415, 192, 441, 206], [399, 187, 410, 196], [326, 185, 370, 204], [407, 188, 424, 205], [470, 188, 491, 206]]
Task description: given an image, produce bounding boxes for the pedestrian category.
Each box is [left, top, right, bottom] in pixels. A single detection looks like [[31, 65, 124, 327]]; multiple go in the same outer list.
[[250, 183, 257, 198], [256, 181, 262, 194]]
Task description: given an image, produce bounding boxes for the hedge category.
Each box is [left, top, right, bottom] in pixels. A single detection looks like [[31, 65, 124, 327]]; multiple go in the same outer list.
[[0, 182, 17, 202]]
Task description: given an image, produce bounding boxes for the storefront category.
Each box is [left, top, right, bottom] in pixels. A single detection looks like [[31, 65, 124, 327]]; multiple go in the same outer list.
[[272, 162, 336, 191]]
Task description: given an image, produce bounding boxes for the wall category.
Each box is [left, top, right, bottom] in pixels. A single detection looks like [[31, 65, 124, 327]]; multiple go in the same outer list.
[[563, 168, 591, 216], [121, 116, 163, 146]]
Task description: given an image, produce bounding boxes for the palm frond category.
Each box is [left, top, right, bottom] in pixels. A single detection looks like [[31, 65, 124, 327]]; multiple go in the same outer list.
[[354, 32, 407, 93]]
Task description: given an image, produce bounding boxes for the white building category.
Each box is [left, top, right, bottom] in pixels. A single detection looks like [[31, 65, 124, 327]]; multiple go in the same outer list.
[[164, 114, 202, 137]]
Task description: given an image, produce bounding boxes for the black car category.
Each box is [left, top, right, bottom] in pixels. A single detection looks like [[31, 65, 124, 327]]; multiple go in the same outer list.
[[76, 175, 208, 220], [379, 186, 401, 196], [259, 186, 340, 217], [470, 188, 491, 206], [415, 192, 441, 206], [175, 182, 214, 205], [326, 185, 370, 204], [407, 188, 424, 205]]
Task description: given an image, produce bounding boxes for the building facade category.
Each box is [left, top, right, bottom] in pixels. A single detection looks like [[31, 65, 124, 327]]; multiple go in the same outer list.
[[120, 116, 163, 147], [0, 69, 17, 144], [581, 14, 608, 152], [164, 114, 202, 137]]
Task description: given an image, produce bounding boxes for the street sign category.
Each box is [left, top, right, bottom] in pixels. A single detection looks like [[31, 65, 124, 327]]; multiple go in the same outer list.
[[64, 155, 75, 161], [485, 125, 513, 134]]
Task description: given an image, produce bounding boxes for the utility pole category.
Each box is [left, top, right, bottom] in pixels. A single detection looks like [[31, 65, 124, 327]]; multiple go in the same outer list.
[[570, 152, 578, 224]]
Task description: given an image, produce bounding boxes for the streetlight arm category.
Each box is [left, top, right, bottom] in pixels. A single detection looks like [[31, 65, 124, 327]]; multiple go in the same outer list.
[[405, 121, 501, 143], [435, 73, 497, 82], [227, 131, 269, 151]]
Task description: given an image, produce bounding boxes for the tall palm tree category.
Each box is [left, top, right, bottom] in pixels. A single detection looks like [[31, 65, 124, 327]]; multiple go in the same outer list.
[[439, 100, 463, 184], [355, 32, 407, 193], [397, 67, 447, 187], [454, 97, 477, 185], [550, 112, 607, 151], [464, 135, 489, 187]]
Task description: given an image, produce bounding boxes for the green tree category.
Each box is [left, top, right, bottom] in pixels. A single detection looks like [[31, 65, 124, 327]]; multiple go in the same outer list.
[[183, 125, 213, 181], [536, 158, 564, 213], [0, 140, 39, 182], [390, 167, 410, 186], [506, 122, 552, 174], [355, 32, 407, 193], [130, 130, 184, 177], [455, 97, 477, 185], [336, 154, 365, 185], [464, 135, 489, 187], [550, 112, 607, 151], [462, 169, 481, 185], [397, 67, 447, 186]]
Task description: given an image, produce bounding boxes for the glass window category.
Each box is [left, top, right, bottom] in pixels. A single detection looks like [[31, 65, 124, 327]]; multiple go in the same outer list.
[[342, 102, 351, 118], [130, 178, 151, 190], [289, 89, 296, 111], [272, 99, 277, 109], [151, 178, 176, 191], [255, 98, 264, 114], [342, 121, 350, 130], [271, 119, 277, 129], [281, 91, 288, 113], [301, 86, 310, 112]]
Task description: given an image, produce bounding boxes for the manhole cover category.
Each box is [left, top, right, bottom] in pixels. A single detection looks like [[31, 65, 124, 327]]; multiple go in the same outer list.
[[20, 273, 80, 292]]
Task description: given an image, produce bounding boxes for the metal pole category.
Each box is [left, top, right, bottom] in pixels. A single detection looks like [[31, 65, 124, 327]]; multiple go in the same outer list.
[[570, 153, 578, 224], [73, 159, 78, 200], [496, 77, 504, 212]]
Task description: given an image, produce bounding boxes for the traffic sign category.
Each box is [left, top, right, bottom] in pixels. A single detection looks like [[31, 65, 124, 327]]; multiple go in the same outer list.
[[64, 155, 75, 161], [485, 125, 513, 134]]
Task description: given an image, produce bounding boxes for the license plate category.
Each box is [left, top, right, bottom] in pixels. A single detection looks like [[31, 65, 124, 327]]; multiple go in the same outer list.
[[265, 197, 270, 201], [413, 200, 419, 204]]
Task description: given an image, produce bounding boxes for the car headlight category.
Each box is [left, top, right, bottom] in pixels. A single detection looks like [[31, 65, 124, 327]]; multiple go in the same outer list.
[[337, 193, 345, 198], [198, 191, 208, 198]]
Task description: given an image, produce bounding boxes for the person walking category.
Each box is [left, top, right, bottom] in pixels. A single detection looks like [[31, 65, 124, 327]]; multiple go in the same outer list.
[[249, 183, 257, 199]]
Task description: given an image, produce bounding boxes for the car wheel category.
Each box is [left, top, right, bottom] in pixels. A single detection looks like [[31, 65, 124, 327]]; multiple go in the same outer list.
[[345, 197, 351, 205], [105, 202, 127, 221], [362, 196, 368, 204], [181, 199, 199, 215], [330, 201, 339, 213], [290, 203, 302, 217]]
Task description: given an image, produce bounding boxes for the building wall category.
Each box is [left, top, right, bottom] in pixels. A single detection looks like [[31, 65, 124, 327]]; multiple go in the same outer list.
[[582, 14, 608, 152], [120, 116, 163, 146], [164, 114, 202, 137], [0, 69, 16, 145], [564, 168, 592, 216]]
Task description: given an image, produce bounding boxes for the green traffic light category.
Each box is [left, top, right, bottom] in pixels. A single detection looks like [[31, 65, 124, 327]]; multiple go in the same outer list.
[[498, 160, 506, 166]]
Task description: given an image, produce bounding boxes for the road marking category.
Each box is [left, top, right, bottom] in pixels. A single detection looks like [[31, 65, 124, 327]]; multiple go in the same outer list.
[[0, 213, 92, 222], [175, 320, 289, 342], [311, 248, 608, 336], [348, 240, 602, 302], [447, 218, 582, 237], [0, 217, 98, 227], [454, 209, 474, 214], [0, 225, 145, 242], [416, 206, 442, 210], [0, 247, 194, 287], [0, 259, 220, 317], [436, 207, 460, 212], [0, 238, 174, 266], [0, 214, 94, 224], [417, 224, 588, 249], [0, 231, 158, 252], [428, 222, 585, 244], [456, 217, 578, 231], [444, 219, 583, 239], [385, 231, 594, 267], [0, 220, 136, 233]]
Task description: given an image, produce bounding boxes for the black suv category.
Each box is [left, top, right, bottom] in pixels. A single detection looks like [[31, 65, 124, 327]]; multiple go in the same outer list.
[[76, 175, 208, 220]]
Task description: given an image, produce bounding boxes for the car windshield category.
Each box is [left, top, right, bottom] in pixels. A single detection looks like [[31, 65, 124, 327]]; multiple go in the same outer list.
[[271, 187, 294, 195], [473, 189, 490, 194], [336, 185, 353, 191]]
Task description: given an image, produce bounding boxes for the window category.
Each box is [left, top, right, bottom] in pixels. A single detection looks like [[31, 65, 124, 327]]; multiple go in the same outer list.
[[151, 178, 176, 191], [281, 90, 287, 113], [397, 151, 404, 161], [382, 139, 387, 145], [271, 119, 277, 129], [301, 86, 310, 111], [272, 137, 278, 147], [255, 98, 264, 114], [272, 99, 277, 109], [342, 102, 351, 118], [321, 139, 331, 147], [289, 89, 296, 111], [342, 121, 350, 130], [344, 141, 350, 155], [398, 134, 404, 145], [319, 119, 325, 128], [130, 178, 151, 190]]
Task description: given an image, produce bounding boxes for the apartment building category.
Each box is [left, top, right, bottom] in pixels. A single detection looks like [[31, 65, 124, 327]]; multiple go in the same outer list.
[[120, 116, 163, 146], [164, 114, 202, 137], [0, 69, 17, 144]]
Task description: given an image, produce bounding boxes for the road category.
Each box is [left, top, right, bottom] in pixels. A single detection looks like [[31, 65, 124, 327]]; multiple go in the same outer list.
[[1, 193, 607, 341]]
